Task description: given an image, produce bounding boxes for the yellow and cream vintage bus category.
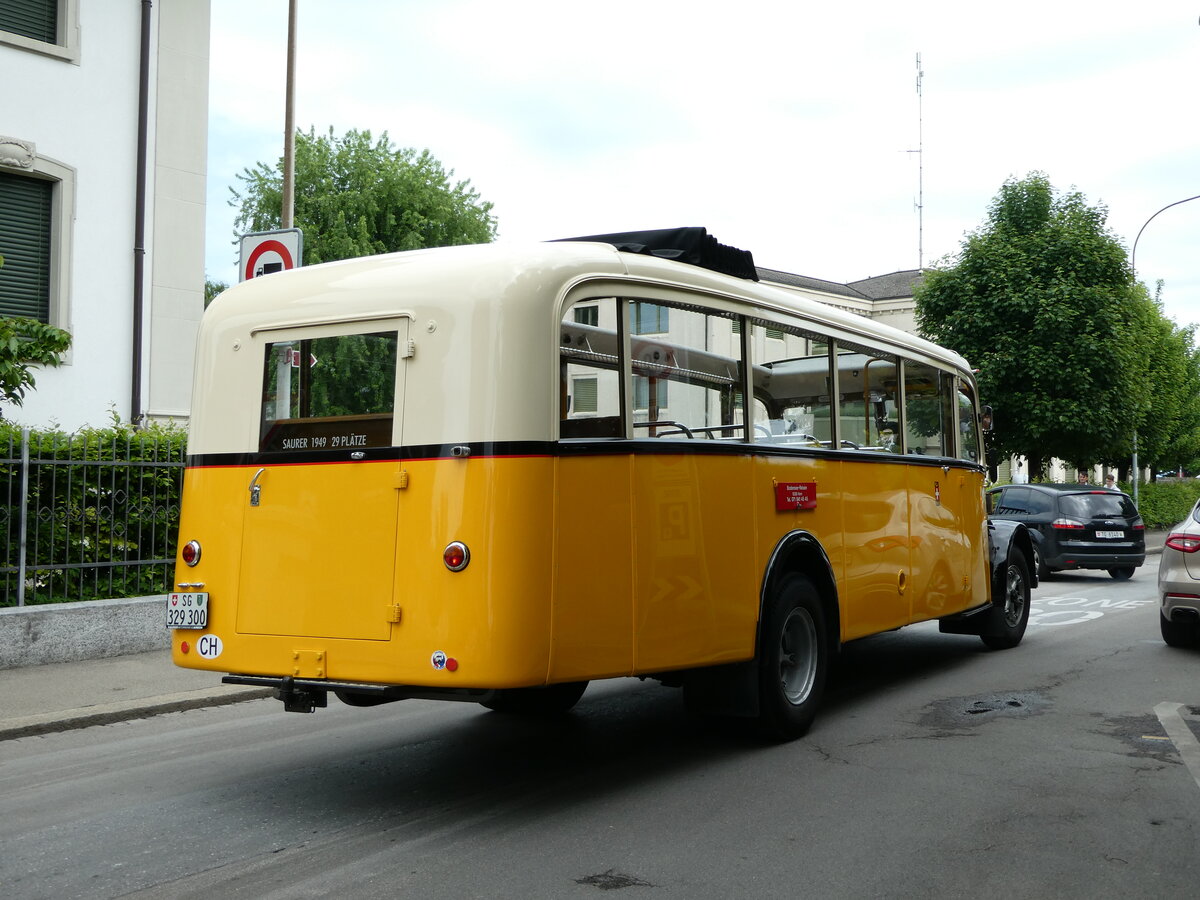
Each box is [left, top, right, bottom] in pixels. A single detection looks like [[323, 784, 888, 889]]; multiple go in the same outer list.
[[169, 228, 1034, 739]]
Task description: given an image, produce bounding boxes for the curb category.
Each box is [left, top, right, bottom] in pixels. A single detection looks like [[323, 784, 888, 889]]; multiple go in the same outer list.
[[0, 685, 274, 742]]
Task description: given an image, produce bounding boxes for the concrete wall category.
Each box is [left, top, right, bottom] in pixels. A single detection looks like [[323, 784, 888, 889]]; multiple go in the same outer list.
[[0, 597, 168, 670]]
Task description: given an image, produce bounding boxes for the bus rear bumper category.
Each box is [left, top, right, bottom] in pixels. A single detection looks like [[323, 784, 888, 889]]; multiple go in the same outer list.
[[222, 673, 497, 713]]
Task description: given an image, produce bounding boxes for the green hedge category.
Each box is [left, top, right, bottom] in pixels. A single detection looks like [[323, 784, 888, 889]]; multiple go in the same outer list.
[[1128, 479, 1200, 530], [1, 421, 187, 606]]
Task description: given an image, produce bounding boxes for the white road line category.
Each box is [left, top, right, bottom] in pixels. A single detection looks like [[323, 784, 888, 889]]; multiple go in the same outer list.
[[1155, 701, 1200, 790]]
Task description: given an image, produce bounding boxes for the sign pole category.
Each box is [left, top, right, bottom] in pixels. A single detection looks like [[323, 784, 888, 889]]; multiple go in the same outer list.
[[282, 0, 297, 230]]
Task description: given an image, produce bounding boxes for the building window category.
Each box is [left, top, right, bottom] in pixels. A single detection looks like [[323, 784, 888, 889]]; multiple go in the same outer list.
[[631, 301, 668, 335], [0, 0, 79, 63], [572, 376, 598, 413], [0, 0, 56, 43], [573, 305, 598, 327], [0, 171, 52, 321], [633, 376, 668, 411], [0, 144, 75, 334]]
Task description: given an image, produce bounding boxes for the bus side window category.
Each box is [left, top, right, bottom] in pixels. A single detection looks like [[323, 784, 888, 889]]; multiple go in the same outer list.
[[837, 344, 900, 453], [957, 380, 981, 462], [629, 302, 744, 441], [902, 360, 950, 456], [560, 298, 623, 439], [750, 320, 834, 447]]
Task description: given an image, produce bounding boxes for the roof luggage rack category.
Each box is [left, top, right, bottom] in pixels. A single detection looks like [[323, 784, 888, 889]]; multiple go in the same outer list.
[[552, 227, 758, 281]]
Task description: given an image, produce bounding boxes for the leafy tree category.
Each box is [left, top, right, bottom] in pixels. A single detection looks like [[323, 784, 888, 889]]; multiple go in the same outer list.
[[230, 127, 497, 265], [1126, 296, 1200, 478], [204, 278, 228, 308], [915, 173, 1152, 480], [0, 316, 72, 419]]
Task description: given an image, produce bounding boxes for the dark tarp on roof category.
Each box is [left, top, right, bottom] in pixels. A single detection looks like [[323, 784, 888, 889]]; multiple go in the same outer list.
[[552, 227, 758, 281]]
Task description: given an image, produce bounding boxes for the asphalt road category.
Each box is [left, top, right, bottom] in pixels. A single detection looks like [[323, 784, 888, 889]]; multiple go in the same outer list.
[[3, 571, 1198, 899]]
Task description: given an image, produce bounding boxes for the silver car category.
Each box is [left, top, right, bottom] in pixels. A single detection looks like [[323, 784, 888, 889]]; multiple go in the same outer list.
[[1158, 499, 1200, 647]]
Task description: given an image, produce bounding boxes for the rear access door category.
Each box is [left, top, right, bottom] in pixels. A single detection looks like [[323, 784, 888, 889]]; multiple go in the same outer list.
[[236, 321, 409, 641]]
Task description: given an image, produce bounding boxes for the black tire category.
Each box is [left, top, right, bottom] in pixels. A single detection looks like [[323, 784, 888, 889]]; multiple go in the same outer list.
[[1032, 543, 1051, 580], [757, 575, 828, 740], [981, 548, 1031, 650], [1160, 612, 1199, 648], [1107, 566, 1135, 581], [480, 681, 588, 715]]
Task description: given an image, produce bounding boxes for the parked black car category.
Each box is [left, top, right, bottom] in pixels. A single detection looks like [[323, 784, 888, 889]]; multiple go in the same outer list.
[[986, 483, 1145, 580]]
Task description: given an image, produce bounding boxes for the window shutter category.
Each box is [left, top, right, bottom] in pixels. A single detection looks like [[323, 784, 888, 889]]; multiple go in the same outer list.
[[0, 172, 53, 321], [573, 377, 598, 413], [0, 0, 57, 44]]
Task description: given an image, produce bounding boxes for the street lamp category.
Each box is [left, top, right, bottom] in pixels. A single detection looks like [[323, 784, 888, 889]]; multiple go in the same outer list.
[[1131, 193, 1200, 278], [1128, 193, 1200, 504]]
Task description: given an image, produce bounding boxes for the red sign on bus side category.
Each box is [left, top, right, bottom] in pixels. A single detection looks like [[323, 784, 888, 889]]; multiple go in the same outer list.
[[775, 482, 817, 511]]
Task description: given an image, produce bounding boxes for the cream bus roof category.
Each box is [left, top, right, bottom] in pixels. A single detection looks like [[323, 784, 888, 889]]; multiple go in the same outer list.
[[204, 239, 968, 372], [189, 240, 973, 454]]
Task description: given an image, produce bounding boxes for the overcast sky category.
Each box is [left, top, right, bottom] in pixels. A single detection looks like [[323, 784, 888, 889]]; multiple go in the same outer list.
[[206, 1, 1200, 329]]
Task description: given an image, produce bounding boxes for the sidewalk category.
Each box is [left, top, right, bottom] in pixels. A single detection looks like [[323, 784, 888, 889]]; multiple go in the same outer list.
[[0, 649, 271, 741], [0, 531, 1169, 742]]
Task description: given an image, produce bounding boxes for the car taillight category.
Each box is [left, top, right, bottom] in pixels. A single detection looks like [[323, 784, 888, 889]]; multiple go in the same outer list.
[[1165, 533, 1200, 553], [1051, 518, 1084, 530]]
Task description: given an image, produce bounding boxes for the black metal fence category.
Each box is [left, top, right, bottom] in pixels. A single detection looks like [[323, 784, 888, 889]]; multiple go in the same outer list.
[[1, 427, 186, 606]]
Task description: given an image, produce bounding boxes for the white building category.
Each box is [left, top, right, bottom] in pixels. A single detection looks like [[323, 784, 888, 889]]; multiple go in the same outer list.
[[0, 0, 210, 430]]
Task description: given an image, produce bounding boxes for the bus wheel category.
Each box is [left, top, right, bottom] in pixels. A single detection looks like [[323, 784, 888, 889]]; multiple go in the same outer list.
[[480, 681, 588, 715], [981, 549, 1031, 650], [758, 575, 827, 740]]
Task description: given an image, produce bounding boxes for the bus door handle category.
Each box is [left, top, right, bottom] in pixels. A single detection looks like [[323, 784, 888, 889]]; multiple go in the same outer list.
[[249, 468, 266, 507]]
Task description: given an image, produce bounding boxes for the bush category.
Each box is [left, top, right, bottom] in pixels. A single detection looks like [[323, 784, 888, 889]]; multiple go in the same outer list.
[[1, 420, 187, 606], [1132, 479, 1200, 529]]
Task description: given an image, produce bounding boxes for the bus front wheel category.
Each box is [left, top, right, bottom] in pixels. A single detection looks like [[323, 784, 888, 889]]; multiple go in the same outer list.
[[980, 548, 1031, 650], [758, 575, 828, 740], [480, 681, 588, 715]]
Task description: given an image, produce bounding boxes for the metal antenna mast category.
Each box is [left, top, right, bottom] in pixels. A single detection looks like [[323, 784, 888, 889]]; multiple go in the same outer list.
[[914, 52, 924, 271]]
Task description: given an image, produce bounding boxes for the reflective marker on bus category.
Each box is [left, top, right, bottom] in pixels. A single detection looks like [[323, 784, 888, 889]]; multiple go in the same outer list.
[[169, 229, 1035, 739]]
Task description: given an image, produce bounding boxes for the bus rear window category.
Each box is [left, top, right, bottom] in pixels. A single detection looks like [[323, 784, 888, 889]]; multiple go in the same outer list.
[[259, 331, 398, 453]]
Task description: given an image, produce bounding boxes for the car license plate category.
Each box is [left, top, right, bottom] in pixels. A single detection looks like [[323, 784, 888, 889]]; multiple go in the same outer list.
[[166, 592, 208, 629], [1095, 530, 1124, 539]]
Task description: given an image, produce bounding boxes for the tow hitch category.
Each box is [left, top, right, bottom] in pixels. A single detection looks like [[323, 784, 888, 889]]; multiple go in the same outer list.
[[275, 675, 328, 714]]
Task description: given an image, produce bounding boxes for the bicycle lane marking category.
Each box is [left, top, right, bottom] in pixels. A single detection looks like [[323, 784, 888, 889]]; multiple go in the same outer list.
[[1028, 594, 1155, 627], [1155, 702, 1200, 791]]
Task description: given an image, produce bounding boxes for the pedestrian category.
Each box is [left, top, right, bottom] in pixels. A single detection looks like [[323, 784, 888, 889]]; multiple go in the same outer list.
[[1011, 462, 1028, 484], [1104, 473, 1117, 490], [1077, 471, 1090, 485]]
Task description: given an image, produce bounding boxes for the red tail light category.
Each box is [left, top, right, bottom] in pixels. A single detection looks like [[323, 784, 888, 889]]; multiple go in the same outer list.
[[1165, 533, 1200, 553], [1051, 518, 1084, 530], [181, 540, 202, 566], [443, 541, 470, 571]]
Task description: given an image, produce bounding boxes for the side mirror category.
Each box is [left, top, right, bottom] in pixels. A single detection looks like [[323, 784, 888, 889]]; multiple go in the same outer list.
[[980, 405, 994, 432]]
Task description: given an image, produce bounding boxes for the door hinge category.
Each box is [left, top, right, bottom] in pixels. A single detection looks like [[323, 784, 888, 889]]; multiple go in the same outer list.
[[401, 338, 416, 359], [387, 604, 402, 624], [394, 469, 409, 490]]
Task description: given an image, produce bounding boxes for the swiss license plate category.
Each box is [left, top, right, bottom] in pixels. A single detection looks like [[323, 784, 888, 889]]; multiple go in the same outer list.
[[166, 592, 209, 629], [1095, 530, 1124, 539]]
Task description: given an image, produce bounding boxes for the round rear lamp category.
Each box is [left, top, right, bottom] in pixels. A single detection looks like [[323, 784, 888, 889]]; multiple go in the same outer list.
[[443, 541, 470, 572], [181, 540, 202, 567]]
